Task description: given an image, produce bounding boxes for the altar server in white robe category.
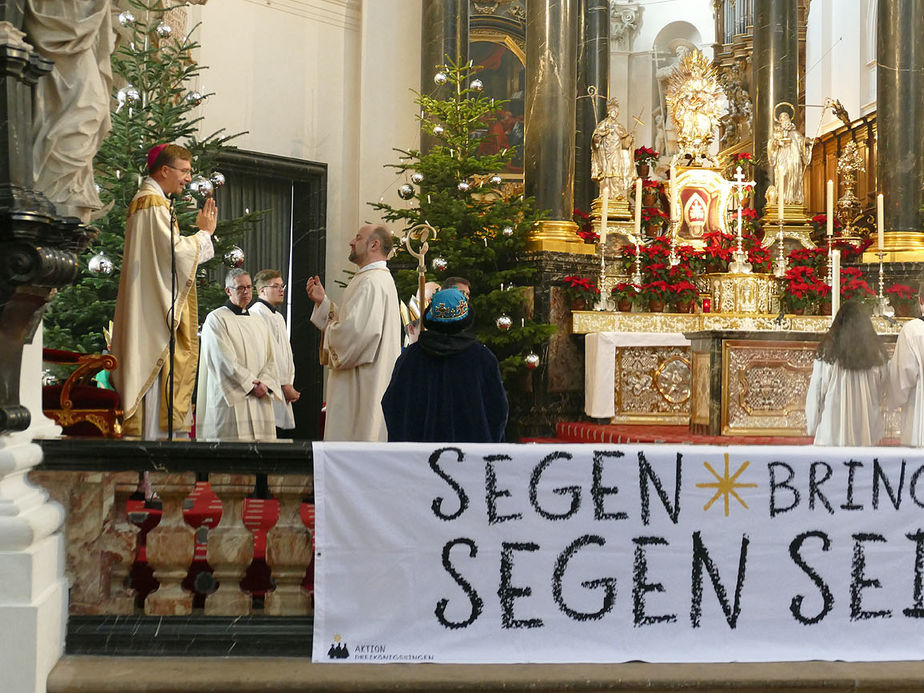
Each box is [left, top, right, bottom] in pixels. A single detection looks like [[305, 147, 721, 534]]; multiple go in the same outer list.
[[306, 224, 401, 441], [888, 285, 924, 445], [251, 268, 300, 435], [196, 269, 281, 441], [805, 301, 888, 446]]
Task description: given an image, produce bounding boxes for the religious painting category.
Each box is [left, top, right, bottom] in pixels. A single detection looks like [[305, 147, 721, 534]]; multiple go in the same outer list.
[[470, 39, 525, 173], [669, 166, 731, 246]]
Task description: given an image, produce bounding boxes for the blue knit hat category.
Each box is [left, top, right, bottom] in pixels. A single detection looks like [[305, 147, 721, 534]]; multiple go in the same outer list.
[[425, 288, 469, 323]]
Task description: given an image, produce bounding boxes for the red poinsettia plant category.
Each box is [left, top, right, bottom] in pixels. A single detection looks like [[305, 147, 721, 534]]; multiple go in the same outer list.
[[780, 265, 830, 313], [886, 282, 918, 315], [810, 213, 843, 236], [640, 279, 673, 305], [701, 231, 735, 272], [641, 178, 664, 192], [573, 208, 598, 243], [730, 151, 752, 164], [830, 237, 872, 263], [641, 206, 668, 232], [728, 207, 762, 234], [561, 275, 600, 304], [670, 280, 699, 308], [634, 146, 659, 166], [838, 267, 875, 302], [787, 247, 827, 274], [611, 281, 641, 308]]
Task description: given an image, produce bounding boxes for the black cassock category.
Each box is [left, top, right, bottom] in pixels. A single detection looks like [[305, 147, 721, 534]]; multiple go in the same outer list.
[[381, 331, 508, 443]]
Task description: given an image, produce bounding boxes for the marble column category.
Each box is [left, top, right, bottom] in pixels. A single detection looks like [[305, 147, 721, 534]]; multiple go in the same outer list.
[[0, 6, 97, 691], [752, 0, 799, 212], [525, 0, 588, 252], [573, 0, 610, 215], [420, 0, 468, 153], [877, 0, 924, 255]]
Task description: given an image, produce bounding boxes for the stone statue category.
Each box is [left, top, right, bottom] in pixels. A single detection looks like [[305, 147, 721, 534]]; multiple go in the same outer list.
[[25, 0, 114, 223], [767, 105, 812, 205], [665, 49, 727, 166], [590, 98, 634, 200]]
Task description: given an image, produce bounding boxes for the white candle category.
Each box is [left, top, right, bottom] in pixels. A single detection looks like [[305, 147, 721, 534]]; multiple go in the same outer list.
[[877, 193, 885, 250], [826, 179, 834, 239], [831, 249, 841, 317], [633, 178, 643, 238], [669, 165, 678, 222], [600, 187, 609, 241]]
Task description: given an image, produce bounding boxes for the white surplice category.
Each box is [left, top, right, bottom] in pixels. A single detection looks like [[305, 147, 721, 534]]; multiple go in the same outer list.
[[250, 298, 296, 430], [196, 305, 281, 441], [805, 359, 886, 446], [311, 262, 401, 441], [888, 318, 924, 446]]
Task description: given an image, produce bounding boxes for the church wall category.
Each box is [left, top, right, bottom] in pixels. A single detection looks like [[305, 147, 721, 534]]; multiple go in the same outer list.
[[188, 0, 420, 306], [805, 0, 876, 140]]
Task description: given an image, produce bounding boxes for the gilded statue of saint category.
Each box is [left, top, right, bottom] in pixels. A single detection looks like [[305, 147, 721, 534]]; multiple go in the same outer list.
[[590, 98, 634, 200], [767, 105, 812, 205]]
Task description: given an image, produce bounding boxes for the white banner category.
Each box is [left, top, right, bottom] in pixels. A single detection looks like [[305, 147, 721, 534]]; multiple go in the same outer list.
[[312, 442, 924, 663]]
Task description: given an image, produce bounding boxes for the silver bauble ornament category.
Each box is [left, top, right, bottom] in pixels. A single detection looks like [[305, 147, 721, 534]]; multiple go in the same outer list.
[[496, 314, 513, 331], [118, 11, 136, 27], [88, 250, 114, 276], [154, 21, 173, 39], [95, 183, 101, 194], [457, 181, 471, 192], [524, 352, 540, 369], [432, 125, 444, 136], [410, 172, 424, 185], [189, 176, 214, 197], [469, 78, 484, 91], [223, 246, 245, 268], [209, 171, 226, 189], [490, 174, 503, 185], [397, 184, 415, 200], [502, 225, 515, 236], [185, 90, 203, 106], [433, 71, 448, 85], [125, 86, 140, 103], [431, 256, 448, 272]]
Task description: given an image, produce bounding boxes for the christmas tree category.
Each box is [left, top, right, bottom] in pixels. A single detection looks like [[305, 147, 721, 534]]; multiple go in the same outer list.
[[43, 1, 261, 354], [371, 58, 556, 424]]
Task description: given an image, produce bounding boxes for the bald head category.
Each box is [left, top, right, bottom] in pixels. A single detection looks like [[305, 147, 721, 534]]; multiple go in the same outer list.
[[348, 224, 392, 267]]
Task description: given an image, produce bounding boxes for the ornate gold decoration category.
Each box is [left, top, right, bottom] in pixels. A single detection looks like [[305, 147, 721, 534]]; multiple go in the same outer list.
[[835, 140, 865, 231], [613, 346, 691, 424], [671, 166, 732, 245], [666, 50, 726, 166], [707, 272, 776, 314], [527, 220, 595, 254], [691, 353, 711, 426], [571, 310, 909, 335], [722, 340, 818, 436]]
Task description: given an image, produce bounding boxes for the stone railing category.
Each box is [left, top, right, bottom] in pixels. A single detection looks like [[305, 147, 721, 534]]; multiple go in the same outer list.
[[32, 439, 315, 656]]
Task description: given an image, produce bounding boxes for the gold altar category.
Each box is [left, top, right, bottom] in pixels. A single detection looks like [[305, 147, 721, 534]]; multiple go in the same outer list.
[[576, 311, 905, 436]]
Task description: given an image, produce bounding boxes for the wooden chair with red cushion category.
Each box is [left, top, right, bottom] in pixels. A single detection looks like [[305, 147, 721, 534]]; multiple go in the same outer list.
[[42, 348, 123, 437]]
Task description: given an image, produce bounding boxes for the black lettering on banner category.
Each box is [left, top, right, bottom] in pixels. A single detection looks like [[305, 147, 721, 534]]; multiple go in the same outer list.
[[872, 459, 905, 510], [633, 536, 677, 626], [903, 530, 924, 618], [850, 532, 891, 620], [592, 450, 628, 521], [429, 447, 469, 521], [529, 451, 581, 521], [768, 462, 799, 517], [638, 451, 682, 525], [809, 462, 834, 514], [690, 531, 749, 629], [499, 542, 543, 629], [841, 461, 864, 511], [552, 534, 617, 621], [788, 531, 834, 625], [435, 538, 484, 629], [910, 465, 924, 509], [484, 454, 521, 525]]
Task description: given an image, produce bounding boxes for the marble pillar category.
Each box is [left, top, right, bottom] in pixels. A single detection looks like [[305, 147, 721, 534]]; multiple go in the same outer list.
[[877, 0, 924, 256], [752, 0, 799, 213], [525, 0, 590, 253], [574, 0, 610, 215], [420, 0, 468, 153]]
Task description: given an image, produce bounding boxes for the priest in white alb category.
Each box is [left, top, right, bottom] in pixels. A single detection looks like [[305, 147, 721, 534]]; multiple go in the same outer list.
[[196, 269, 281, 441], [889, 285, 924, 446], [305, 224, 401, 441]]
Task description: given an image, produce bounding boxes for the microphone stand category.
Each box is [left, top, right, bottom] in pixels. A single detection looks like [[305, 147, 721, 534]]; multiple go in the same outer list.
[[167, 195, 178, 441]]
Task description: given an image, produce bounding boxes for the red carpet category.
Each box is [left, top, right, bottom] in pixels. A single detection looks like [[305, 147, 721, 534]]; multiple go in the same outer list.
[[527, 421, 816, 446]]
